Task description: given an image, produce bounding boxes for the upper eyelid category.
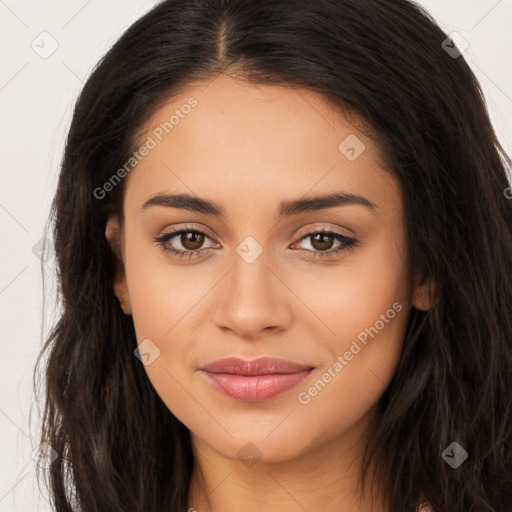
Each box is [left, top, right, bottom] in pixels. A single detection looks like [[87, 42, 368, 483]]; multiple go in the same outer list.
[[161, 224, 216, 239], [161, 224, 350, 235]]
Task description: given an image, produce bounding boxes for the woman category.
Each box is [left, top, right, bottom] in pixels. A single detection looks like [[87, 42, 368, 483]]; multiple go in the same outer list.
[[34, 0, 512, 510]]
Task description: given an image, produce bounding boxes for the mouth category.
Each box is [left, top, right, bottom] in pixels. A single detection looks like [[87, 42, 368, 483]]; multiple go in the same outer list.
[[200, 357, 315, 402]]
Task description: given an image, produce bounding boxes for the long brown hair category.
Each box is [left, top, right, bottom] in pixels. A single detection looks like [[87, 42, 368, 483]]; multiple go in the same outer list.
[[34, 0, 512, 510]]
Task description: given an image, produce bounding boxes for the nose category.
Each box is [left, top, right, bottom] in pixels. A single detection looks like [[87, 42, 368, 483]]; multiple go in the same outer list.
[[212, 248, 293, 341]]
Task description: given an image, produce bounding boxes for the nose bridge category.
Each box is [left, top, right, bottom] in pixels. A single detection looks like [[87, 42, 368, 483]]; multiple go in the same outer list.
[[232, 235, 269, 295], [212, 234, 292, 338]]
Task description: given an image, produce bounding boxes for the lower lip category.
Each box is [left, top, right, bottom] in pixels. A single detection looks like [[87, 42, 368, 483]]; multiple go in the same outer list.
[[201, 369, 313, 402]]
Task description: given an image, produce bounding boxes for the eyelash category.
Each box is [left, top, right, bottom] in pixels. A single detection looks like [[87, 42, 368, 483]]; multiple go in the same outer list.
[[153, 225, 359, 261]]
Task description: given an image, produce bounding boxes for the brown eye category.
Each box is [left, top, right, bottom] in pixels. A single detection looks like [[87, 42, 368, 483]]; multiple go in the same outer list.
[[309, 232, 336, 251], [180, 231, 205, 250], [154, 228, 217, 259], [292, 230, 359, 260]]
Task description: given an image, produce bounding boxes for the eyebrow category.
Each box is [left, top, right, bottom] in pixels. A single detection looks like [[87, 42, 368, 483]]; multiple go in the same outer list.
[[141, 191, 378, 218]]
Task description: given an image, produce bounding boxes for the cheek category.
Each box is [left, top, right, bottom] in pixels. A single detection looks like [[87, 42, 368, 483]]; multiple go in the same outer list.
[[297, 227, 410, 347], [123, 246, 203, 418], [295, 305, 408, 446], [293, 230, 410, 411], [124, 228, 210, 338], [293, 281, 409, 449], [123, 235, 219, 405]]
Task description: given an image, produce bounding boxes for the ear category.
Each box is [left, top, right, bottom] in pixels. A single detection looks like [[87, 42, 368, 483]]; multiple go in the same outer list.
[[411, 273, 438, 311], [105, 215, 131, 315]]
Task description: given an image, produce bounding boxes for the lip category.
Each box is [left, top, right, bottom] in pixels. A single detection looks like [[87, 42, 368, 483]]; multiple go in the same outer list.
[[200, 357, 314, 402]]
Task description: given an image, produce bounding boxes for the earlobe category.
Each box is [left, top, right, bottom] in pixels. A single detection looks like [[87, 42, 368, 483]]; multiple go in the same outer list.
[[117, 293, 132, 315], [105, 216, 132, 315], [411, 274, 439, 311]]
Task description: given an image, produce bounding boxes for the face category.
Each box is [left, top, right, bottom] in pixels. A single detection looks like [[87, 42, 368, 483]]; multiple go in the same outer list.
[[107, 74, 430, 465]]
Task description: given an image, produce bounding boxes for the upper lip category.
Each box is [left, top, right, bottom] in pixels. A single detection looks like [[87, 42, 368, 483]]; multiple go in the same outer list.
[[201, 357, 314, 376]]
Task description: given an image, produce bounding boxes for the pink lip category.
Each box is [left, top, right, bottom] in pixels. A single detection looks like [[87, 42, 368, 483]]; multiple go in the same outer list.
[[200, 357, 314, 402]]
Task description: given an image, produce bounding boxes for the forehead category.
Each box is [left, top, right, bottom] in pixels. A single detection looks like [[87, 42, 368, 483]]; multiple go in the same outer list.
[[125, 75, 399, 216]]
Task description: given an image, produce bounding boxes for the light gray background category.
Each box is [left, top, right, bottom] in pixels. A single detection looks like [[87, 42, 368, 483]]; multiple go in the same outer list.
[[0, 1, 511, 510]]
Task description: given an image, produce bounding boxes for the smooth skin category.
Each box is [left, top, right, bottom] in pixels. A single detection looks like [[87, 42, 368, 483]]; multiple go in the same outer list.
[[106, 74, 435, 512]]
